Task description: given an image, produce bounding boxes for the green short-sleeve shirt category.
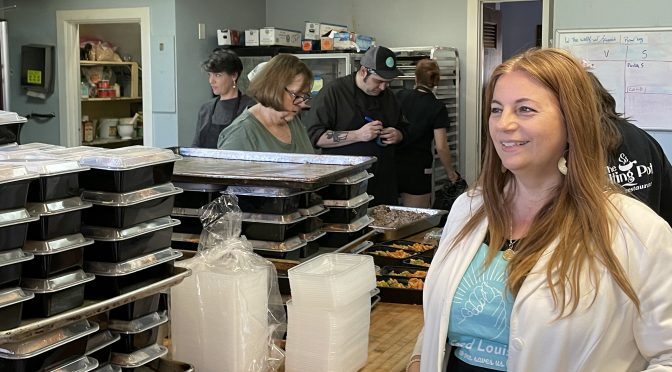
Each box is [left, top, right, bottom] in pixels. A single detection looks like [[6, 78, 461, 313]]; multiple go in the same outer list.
[[217, 109, 315, 154]]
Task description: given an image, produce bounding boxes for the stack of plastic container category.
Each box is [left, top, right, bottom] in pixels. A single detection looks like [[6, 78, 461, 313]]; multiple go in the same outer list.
[[286, 253, 376, 372]]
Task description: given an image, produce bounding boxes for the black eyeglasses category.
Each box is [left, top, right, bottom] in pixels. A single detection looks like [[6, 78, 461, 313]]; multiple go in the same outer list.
[[285, 87, 312, 104]]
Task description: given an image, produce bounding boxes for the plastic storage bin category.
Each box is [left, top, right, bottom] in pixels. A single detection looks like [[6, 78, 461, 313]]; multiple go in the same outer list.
[[22, 234, 92, 278], [109, 312, 168, 353], [81, 183, 182, 229], [109, 293, 161, 321], [228, 185, 305, 215], [79, 146, 181, 193], [0, 164, 38, 210], [0, 319, 98, 371], [85, 330, 120, 366], [0, 249, 33, 288], [0, 158, 89, 202], [22, 269, 95, 318], [0, 287, 34, 331], [288, 253, 375, 308], [82, 217, 179, 263], [0, 208, 39, 253], [84, 248, 181, 299], [26, 197, 92, 241]]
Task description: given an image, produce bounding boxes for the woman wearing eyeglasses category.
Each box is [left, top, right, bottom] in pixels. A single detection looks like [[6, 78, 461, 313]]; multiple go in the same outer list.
[[217, 54, 315, 154]]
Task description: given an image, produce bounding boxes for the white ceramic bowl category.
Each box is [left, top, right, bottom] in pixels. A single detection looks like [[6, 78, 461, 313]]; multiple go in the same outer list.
[[117, 124, 134, 139]]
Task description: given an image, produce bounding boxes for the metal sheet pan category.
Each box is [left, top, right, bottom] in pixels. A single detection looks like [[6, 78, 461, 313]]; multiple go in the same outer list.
[[368, 206, 448, 241], [171, 147, 376, 190], [0, 266, 190, 343]]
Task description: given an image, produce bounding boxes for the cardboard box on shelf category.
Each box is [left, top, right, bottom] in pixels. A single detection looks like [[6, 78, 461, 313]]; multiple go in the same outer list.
[[302, 40, 320, 52], [333, 32, 356, 50], [304, 22, 321, 40], [259, 27, 302, 47], [319, 23, 348, 38], [217, 29, 240, 46], [320, 37, 334, 51], [245, 29, 260, 46]]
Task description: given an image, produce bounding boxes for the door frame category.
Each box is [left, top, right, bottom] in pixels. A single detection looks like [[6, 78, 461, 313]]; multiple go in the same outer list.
[[464, 0, 552, 182], [56, 7, 153, 147]]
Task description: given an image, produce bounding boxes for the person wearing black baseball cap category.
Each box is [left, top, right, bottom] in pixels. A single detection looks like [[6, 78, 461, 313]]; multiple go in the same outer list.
[[303, 46, 408, 206]]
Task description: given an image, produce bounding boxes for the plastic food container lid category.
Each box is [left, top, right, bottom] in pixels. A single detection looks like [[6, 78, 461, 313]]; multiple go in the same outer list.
[[0, 320, 99, 359], [85, 330, 121, 355], [43, 146, 104, 161], [0, 112, 28, 125], [0, 163, 39, 184], [81, 183, 183, 206], [299, 230, 326, 242], [0, 208, 40, 228], [79, 146, 181, 171], [226, 185, 306, 197], [0, 158, 89, 176], [21, 269, 95, 293], [85, 248, 182, 276], [81, 217, 180, 242], [322, 193, 374, 208], [248, 236, 306, 252], [108, 312, 168, 334], [0, 287, 34, 309], [298, 204, 328, 217], [23, 233, 94, 255], [110, 343, 168, 368], [242, 211, 306, 224], [321, 215, 374, 233], [0, 249, 34, 268], [0, 142, 60, 151], [47, 355, 99, 372], [330, 171, 373, 185], [26, 197, 93, 217]]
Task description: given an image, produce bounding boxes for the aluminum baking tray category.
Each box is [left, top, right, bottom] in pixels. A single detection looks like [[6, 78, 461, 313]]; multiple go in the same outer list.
[[0, 266, 190, 343], [171, 147, 375, 190], [368, 205, 448, 241]]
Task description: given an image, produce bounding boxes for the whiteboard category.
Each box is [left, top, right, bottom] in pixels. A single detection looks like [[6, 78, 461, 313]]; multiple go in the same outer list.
[[555, 28, 672, 131]]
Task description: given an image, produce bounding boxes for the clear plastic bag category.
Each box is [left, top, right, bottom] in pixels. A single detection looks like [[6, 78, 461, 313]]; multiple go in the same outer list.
[[171, 193, 285, 372]]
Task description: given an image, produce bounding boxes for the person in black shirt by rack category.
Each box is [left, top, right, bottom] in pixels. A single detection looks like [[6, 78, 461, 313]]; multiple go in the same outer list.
[[303, 46, 408, 206], [395, 59, 459, 208], [588, 72, 672, 226]]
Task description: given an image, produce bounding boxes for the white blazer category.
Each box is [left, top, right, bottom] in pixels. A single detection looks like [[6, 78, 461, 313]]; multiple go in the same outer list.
[[415, 191, 672, 372]]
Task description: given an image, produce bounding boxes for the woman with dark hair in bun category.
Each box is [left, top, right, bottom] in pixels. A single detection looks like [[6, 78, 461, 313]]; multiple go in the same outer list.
[[192, 49, 255, 148]]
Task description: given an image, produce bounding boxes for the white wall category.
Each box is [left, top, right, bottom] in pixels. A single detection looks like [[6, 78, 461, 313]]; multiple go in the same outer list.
[[553, 0, 672, 161], [174, 0, 266, 146]]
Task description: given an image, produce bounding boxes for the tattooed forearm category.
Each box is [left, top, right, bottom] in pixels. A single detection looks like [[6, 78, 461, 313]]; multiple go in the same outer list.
[[325, 130, 348, 143]]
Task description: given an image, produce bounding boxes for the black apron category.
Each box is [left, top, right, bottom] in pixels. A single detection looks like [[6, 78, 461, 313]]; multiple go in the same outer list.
[[198, 91, 242, 148]]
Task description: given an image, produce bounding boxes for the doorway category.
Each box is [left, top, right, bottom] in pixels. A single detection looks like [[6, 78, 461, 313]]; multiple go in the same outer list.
[[56, 7, 153, 147], [464, 0, 550, 182]]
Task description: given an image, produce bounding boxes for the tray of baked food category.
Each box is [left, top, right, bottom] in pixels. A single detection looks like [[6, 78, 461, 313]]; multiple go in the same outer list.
[[368, 205, 447, 241]]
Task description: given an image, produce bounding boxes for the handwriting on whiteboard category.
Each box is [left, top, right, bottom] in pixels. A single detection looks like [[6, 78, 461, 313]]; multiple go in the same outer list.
[[563, 34, 648, 45]]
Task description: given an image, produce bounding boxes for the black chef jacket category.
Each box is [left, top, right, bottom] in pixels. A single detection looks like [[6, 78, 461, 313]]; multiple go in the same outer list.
[[303, 73, 408, 206]]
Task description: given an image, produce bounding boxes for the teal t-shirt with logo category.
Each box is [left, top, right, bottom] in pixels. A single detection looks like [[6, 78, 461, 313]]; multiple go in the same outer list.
[[448, 243, 513, 371]]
